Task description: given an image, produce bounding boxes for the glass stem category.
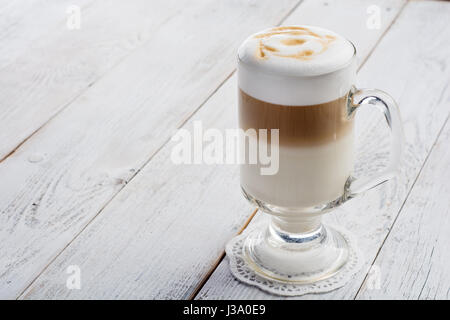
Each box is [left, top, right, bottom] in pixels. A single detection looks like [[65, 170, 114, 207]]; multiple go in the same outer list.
[[269, 215, 324, 244]]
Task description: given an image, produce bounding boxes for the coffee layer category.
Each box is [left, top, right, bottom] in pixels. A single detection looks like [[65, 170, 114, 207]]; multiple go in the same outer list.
[[239, 89, 354, 146]]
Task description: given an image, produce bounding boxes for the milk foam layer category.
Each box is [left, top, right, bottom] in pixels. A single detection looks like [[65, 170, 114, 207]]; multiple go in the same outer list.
[[239, 25, 354, 77], [238, 25, 356, 105]]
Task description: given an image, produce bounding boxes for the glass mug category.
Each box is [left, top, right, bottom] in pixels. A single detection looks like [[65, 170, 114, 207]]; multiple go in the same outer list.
[[237, 26, 403, 283]]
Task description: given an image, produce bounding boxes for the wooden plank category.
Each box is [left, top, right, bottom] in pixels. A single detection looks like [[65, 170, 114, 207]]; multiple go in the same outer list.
[[18, 0, 406, 300], [356, 118, 450, 300], [0, 0, 92, 70], [196, 0, 450, 299], [0, 0, 301, 299], [0, 0, 183, 160]]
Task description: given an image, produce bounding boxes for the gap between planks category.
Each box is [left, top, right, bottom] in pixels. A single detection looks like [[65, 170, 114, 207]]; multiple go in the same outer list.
[[14, 67, 233, 300], [14, 0, 305, 299], [189, 0, 411, 300], [350, 0, 447, 299], [0, 1, 178, 164], [188, 208, 258, 300], [353, 113, 450, 299]]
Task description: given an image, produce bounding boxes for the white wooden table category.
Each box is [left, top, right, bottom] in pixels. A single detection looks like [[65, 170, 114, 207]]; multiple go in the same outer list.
[[0, 0, 449, 300]]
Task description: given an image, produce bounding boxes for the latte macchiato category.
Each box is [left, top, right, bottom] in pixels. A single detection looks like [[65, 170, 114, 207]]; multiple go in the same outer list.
[[230, 25, 403, 284], [238, 25, 356, 211]]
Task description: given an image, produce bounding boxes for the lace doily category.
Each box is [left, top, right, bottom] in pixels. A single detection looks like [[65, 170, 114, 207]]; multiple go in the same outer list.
[[226, 223, 364, 297]]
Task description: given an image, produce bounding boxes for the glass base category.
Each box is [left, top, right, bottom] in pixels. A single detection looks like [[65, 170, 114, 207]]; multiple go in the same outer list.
[[242, 222, 350, 284]]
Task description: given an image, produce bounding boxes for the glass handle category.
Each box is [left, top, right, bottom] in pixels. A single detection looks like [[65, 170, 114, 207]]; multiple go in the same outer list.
[[346, 87, 404, 198]]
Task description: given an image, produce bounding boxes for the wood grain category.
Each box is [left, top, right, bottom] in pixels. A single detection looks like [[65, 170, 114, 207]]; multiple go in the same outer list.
[[17, 0, 405, 299], [356, 117, 450, 300], [0, 0, 301, 299], [0, 0, 183, 161], [0, 0, 92, 70], [196, 0, 450, 299]]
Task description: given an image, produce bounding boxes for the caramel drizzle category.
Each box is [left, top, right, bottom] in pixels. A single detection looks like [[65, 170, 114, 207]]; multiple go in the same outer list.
[[254, 26, 336, 60]]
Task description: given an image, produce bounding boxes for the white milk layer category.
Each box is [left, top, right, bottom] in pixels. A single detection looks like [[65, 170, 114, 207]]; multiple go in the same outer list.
[[240, 134, 355, 209], [238, 25, 356, 105]]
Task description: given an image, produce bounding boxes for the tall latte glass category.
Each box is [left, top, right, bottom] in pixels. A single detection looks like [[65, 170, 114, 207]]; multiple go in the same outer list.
[[237, 26, 403, 283]]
